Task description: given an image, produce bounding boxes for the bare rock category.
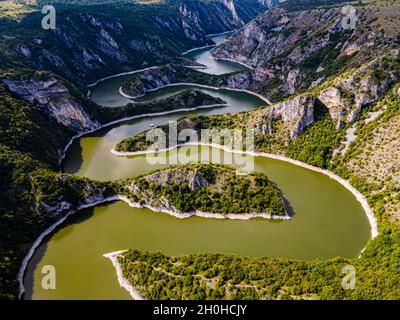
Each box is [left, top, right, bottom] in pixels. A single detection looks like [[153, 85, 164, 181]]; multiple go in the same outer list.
[[2, 76, 99, 132]]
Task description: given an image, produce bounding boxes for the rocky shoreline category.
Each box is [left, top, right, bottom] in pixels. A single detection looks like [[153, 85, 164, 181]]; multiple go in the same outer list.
[[103, 250, 146, 300], [58, 102, 228, 168], [119, 82, 272, 105], [17, 192, 290, 299], [212, 57, 255, 70], [17, 195, 122, 299], [116, 195, 291, 221], [111, 142, 378, 240]]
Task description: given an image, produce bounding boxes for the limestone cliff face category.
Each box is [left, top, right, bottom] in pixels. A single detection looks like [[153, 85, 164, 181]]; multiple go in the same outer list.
[[178, 0, 245, 33], [33, 174, 113, 216], [318, 87, 347, 130], [249, 94, 315, 139], [2, 76, 99, 133], [211, 6, 336, 68], [269, 94, 315, 139], [121, 65, 179, 98], [318, 50, 400, 127], [8, 0, 268, 87], [211, 2, 400, 100]]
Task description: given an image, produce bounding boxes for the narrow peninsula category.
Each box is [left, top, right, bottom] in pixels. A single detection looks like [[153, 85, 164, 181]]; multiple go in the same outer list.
[[118, 164, 288, 219]]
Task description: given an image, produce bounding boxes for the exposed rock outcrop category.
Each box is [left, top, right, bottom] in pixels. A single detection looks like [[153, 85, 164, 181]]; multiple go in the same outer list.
[[31, 173, 115, 217], [211, 2, 400, 100], [2, 76, 99, 132], [265, 94, 315, 139], [7, 0, 269, 86], [319, 50, 400, 126], [144, 167, 209, 191], [318, 87, 348, 130]]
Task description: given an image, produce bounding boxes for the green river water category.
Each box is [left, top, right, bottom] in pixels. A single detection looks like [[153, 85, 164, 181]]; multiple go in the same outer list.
[[24, 34, 371, 300]]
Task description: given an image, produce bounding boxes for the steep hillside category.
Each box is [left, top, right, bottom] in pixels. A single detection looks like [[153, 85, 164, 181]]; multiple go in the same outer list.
[[1, 0, 271, 86], [116, 49, 400, 226], [211, 0, 400, 100]]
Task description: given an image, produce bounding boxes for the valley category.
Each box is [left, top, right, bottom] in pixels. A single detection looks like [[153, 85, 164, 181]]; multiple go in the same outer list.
[[0, 0, 399, 301], [24, 32, 370, 300]]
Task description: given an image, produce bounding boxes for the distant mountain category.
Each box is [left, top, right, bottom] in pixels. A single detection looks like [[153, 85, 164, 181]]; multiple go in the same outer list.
[[211, 0, 400, 100], [1, 0, 274, 86]]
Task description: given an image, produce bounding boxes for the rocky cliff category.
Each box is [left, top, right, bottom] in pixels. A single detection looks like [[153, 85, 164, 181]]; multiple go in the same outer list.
[[2, 75, 100, 133], [3, 0, 270, 86], [318, 49, 400, 128], [211, 0, 400, 100], [32, 172, 115, 216]]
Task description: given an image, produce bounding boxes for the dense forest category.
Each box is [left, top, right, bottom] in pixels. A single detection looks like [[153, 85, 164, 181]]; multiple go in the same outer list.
[[118, 225, 400, 300], [118, 163, 287, 216]]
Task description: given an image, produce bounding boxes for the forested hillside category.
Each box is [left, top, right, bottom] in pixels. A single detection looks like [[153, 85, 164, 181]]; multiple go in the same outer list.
[[0, 0, 269, 86], [111, 0, 400, 300], [1, 0, 399, 301], [0, 0, 270, 299]]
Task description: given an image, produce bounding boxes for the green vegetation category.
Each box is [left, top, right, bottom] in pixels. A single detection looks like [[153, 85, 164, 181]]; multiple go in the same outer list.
[[0, 1, 213, 87], [118, 164, 287, 216], [1, 0, 400, 302], [118, 227, 400, 299], [330, 85, 400, 226], [287, 102, 343, 168], [120, 64, 232, 97], [0, 82, 71, 168], [0, 145, 115, 299], [97, 89, 226, 123], [115, 100, 342, 170], [113, 58, 400, 300]]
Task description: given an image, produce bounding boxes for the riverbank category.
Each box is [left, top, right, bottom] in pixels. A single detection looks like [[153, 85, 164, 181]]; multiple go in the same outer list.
[[212, 57, 255, 70], [181, 30, 233, 55], [58, 102, 228, 168], [181, 44, 215, 55], [87, 30, 233, 88], [103, 250, 145, 300], [87, 66, 160, 88], [119, 83, 272, 105], [23, 28, 376, 300], [18, 192, 290, 299], [111, 142, 378, 240], [116, 195, 291, 221], [17, 195, 122, 299]]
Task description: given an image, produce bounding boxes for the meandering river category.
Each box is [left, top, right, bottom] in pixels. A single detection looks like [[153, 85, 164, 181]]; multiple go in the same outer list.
[[24, 34, 371, 300]]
